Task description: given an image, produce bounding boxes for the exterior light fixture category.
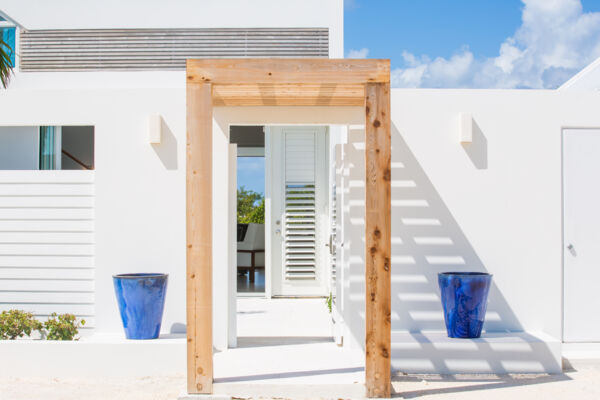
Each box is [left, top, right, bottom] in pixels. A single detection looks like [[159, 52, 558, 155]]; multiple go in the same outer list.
[[458, 112, 473, 144], [148, 114, 162, 144]]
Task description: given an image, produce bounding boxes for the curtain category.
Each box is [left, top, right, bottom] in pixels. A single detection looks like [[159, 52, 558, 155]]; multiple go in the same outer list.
[[39, 126, 57, 170]]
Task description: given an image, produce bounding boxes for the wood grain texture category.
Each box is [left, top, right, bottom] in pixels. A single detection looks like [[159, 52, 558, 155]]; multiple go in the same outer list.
[[186, 82, 213, 394], [212, 83, 365, 106], [364, 82, 392, 398], [187, 59, 390, 84]]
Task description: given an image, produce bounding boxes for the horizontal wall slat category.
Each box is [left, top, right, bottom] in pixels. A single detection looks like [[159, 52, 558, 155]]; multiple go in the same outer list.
[[0, 220, 93, 232], [0, 244, 94, 256], [0, 196, 93, 208], [20, 28, 329, 71], [0, 171, 94, 184], [0, 303, 94, 316], [0, 255, 93, 268], [0, 184, 93, 196], [0, 208, 93, 220], [0, 279, 94, 291], [0, 292, 94, 304], [0, 268, 94, 280], [0, 232, 94, 244]]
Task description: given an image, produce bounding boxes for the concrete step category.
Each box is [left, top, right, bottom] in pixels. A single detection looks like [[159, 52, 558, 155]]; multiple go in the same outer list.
[[391, 331, 562, 374]]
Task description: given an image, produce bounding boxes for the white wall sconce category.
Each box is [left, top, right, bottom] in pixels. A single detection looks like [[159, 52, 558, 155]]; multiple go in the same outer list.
[[148, 114, 162, 144], [458, 112, 473, 144]]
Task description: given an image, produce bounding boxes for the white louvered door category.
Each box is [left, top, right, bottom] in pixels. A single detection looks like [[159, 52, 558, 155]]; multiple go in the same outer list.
[[267, 126, 328, 296]]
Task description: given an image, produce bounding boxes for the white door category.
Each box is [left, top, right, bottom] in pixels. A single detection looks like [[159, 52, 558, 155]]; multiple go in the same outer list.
[[266, 126, 328, 296], [563, 128, 600, 342]]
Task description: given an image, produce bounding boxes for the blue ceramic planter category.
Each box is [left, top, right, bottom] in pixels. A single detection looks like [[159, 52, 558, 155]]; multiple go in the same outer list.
[[438, 272, 492, 339], [113, 273, 168, 340]]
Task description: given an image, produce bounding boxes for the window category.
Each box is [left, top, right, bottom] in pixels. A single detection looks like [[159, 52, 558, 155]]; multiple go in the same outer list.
[[0, 26, 16, 67], [0, 126, 95, 170]]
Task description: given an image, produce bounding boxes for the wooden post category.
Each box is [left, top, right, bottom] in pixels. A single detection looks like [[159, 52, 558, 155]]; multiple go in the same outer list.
[[186, 81, 213, 394], [364, 82, 392, 398]]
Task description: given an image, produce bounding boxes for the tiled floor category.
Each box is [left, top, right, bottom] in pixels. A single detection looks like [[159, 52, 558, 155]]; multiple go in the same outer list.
[[237, 268, 265, 294]]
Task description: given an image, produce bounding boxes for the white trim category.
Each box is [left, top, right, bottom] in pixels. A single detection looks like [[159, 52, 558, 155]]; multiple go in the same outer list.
[[54, 126, 62, 170], [264, 128, 273, 299], [559, 56, 600, 91], [228, 144, 238, 348]]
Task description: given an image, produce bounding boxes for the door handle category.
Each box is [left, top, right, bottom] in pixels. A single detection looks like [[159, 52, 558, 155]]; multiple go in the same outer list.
[[567, 244, 577, 257]]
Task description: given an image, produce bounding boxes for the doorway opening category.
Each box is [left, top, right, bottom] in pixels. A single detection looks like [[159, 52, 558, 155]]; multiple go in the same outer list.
[[228, 123, 336, 334], [223, 124, 359, 387], [231, 126, 266, 296]]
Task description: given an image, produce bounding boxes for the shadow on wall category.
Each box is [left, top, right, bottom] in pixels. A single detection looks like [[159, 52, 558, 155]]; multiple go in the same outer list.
[[461, 118, 487, 170], [389, 123, 520, 333], [151, 117, 178, 170], [344, 123, 559, 373]]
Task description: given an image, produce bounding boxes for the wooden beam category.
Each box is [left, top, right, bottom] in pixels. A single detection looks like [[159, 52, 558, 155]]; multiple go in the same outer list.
[[364, 82, 392, 398], [186, 82, 213, 394], [187, 59, 390, 84], [212, 83, 365, 106]]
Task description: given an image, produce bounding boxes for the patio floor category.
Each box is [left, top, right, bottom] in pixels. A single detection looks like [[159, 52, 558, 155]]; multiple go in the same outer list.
[[214, 297, 364, 392]]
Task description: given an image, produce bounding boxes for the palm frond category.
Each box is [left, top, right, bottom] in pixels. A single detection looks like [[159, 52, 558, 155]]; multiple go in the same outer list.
[[0, 38, 14, 89]]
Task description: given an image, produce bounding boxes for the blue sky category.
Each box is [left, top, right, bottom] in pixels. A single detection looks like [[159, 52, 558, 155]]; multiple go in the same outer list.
[[345, 0, 600, 88], [238, 0, 600, 191], [237, 157, 264, 195]]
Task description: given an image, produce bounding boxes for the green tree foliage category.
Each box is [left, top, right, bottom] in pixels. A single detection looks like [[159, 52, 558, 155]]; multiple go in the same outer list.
[[0, 37, 13, 88], [237, 186, 265, 224]]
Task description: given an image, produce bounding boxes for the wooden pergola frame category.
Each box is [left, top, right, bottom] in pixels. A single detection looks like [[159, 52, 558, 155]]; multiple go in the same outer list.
[[186, 59, 391, 398]]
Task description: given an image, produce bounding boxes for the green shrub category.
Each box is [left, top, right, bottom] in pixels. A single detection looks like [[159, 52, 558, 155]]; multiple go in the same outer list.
[[325, 293, 333, 314], [0, 310, 43, 339], [44, 313, 85, 341]]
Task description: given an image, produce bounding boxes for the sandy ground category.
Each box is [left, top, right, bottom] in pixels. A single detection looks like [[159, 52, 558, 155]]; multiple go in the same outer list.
[[2, 360, 600, 400], [391, 360, 600, 399]]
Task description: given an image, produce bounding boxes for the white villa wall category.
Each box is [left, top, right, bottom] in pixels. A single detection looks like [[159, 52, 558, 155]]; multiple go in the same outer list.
[[338, 89, 600, 360], [0, 88, 188, 336], [0, 0, 343, 347], [0, 0, 344, 91]]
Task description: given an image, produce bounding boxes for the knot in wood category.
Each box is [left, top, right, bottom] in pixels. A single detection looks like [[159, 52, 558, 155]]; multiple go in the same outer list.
[[383, 168, 391, 182], [380, 346, 390, 358], [373, 119, 381, 128]]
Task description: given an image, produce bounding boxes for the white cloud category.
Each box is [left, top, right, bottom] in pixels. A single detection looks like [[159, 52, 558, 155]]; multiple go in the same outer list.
[[392, 0, 600, 88], [347, 48, 369, 59]]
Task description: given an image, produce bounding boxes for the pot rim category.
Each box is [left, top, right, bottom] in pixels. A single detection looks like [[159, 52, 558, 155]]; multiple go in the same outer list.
[[438, 272, 493, 277], [113, 273, 168, 279]]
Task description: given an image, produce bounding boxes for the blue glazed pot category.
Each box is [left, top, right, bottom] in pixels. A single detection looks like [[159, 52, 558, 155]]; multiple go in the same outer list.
[[438, 272, 492, 339], [113, 273, 168, 340]]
